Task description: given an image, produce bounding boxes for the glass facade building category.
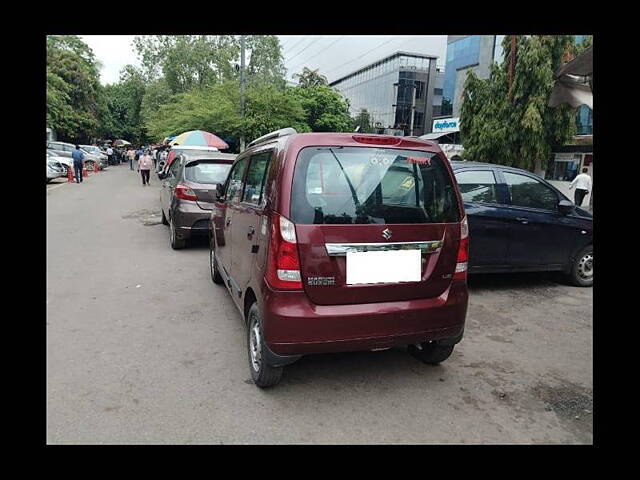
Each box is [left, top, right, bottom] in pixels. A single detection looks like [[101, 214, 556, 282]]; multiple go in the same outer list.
[[444, 34, 592, 135], [330, 52, 438, 136]]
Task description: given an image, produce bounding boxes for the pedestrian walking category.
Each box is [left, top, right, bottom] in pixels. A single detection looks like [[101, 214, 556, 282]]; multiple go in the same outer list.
[[106, 146, 114, 166], [569, 167, 592, 207], [71, 144, 85, 183], [138, 150, 153, 186]]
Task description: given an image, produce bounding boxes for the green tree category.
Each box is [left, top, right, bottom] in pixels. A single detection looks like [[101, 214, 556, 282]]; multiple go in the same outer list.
[[293, 67, 328, 88], [460, 35, 578, 173], [47, 35, 103, 142], [352, 108, 374, 133], [292, 85, 352, 132], [133, 35, 240, 94], [245, 35, 286, 88]]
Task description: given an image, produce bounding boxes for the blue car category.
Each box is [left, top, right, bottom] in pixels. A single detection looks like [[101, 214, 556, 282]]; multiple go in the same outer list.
[[450, 161, 593, 287]]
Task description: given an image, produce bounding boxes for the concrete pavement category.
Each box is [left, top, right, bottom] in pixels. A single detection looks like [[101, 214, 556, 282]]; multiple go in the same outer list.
[[47, 164, 593, 444]]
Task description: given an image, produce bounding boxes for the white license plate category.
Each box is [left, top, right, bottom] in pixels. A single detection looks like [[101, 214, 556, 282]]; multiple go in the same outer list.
[[346, 249, 421, 285]]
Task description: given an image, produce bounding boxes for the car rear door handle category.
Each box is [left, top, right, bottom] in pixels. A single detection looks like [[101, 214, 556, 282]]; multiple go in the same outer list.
[[516, 217, 529, 224]]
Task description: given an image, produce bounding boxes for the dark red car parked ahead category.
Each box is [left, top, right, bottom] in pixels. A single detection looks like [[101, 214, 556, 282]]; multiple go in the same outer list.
[[209, 129, 469, 387]]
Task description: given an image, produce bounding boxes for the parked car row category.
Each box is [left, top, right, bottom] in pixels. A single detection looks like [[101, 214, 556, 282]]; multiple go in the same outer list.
[[46, 141, 109, 172], [156, 128, 593, 388]]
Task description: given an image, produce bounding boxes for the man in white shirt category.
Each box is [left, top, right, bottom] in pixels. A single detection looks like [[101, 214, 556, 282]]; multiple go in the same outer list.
[[569, 168, 592, 206], [106, 146, 114, 166]]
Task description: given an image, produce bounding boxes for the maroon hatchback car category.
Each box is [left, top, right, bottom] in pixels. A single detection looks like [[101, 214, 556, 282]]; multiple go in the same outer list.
[[209, 129, 469, 387]]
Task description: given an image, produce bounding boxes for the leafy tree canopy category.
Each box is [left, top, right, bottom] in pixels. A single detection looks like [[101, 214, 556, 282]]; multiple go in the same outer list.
[[47, 35, 102, 143], [292, 84, 352, 132], [460, 35, 579, 173], [293, 67, 328, 88]]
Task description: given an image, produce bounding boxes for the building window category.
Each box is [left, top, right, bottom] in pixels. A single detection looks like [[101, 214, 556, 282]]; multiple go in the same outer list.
[[576, 105, 592, 135], [545, 154, 582, 182], [443, 36, 481, 115]]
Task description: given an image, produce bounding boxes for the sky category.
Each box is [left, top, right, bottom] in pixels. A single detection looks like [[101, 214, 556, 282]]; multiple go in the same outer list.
[[81, 35, 447, 86]]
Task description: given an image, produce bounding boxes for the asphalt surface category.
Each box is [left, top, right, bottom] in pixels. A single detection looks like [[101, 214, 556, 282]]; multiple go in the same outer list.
[[46, 164, 593, 444]]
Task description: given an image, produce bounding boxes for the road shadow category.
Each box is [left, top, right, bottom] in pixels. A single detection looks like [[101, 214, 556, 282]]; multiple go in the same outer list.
[[277, 346, 447, 387], [467, 271, 566, 292], [188, 236, 210, 250]]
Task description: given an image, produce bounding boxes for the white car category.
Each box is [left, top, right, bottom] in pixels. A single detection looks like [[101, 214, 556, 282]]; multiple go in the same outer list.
[[47, 151, 65, 182], [48, 150, 73, 175]]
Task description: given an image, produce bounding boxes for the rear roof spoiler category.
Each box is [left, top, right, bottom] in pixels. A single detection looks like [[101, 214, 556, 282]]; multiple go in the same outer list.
[[247, 128, 297, 149]]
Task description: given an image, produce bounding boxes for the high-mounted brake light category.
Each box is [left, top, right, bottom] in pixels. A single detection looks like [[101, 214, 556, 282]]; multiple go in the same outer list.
[[352, 135, 401, 146], [265, 213, 303, 290], [453, 216, 469, 281], [175, 184, 198, 201]]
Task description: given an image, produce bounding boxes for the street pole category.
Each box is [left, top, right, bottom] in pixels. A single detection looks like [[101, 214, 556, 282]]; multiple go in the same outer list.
[[409, 83, 417, 136], [240, 35, 246, 151]]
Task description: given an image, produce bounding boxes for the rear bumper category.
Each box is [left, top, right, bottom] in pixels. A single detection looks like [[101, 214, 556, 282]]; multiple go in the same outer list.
[[261, 281, 468, 356], [173, 202, 211, 239]]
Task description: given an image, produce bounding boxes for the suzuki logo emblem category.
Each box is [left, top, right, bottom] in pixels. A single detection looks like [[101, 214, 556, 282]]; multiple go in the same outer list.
[[382, 228, 392, 240]]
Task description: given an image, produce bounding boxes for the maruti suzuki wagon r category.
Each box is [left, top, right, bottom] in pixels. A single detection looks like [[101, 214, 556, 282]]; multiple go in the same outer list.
[[209, 128, 469, 387]]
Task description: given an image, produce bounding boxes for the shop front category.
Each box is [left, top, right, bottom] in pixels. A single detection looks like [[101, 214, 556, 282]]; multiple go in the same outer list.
[[545, 141, 593, 208]]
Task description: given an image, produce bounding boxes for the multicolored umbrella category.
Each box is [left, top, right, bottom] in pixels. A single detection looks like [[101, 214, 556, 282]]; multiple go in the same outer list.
[[169, 130, 229, 149], [113, 139, 131, 146]]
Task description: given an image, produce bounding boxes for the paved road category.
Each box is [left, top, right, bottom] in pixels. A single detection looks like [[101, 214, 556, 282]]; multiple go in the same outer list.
[[47, 165, 593, 444]]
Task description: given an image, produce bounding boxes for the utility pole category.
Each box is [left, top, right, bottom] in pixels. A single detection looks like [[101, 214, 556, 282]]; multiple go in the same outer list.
[[409, 83, 417, 136], [240, 35, 246, 151]]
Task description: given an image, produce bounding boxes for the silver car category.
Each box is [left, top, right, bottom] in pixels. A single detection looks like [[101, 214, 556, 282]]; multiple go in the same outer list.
[[47, 141, 108, 171], [46, 151, 65, 182]]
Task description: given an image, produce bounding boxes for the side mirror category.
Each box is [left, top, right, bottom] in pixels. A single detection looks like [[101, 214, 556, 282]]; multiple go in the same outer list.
[[558, 199, 574, 215], [214, 183, 225, 201]]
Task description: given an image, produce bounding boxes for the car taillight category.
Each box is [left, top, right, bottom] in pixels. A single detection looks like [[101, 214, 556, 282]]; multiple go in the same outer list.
[[265, 213, 303, 290], [175, 184, 197, 201], [352, 135, 401, 146], [453, 216, 469, 281]]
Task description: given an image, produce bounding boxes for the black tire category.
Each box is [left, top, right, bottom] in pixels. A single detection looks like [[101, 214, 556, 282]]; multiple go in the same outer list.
[[161, 209, 169, 225], [247, 303, 283, 388], [210, 245, 224, 285], [169, 217, 186, 250], [566, 245, 593, 287], [408, 342, 454, 365]]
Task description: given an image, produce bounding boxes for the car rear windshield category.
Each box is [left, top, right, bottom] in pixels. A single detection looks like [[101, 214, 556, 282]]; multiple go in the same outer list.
[[291, 146, 460, 224], [175, 148, 218, 158], [184, 161, 232, 184]]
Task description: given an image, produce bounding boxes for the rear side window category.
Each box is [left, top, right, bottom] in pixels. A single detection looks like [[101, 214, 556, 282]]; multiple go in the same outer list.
[[226, 158, 248, 203], [291, 147, 459, 224], [504, 171, 558, 211], [455, 170, 499, 203], [184, 161, 231, 184], [242, 151, 271, 205]]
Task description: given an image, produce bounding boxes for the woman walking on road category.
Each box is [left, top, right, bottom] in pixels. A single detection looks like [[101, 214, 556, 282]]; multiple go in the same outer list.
[[138, 150, 153, 186]]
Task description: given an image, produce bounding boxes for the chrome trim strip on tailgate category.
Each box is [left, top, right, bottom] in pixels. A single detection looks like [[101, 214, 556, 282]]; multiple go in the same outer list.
[[325, 240, 443, 256]]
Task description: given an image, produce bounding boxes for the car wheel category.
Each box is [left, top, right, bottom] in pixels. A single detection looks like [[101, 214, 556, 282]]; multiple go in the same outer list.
[[408, 342, 454, 365], [567, 246, 593, 287], [169, 217, 186, 250], [85, 161, 95, 171], [210, 245, 224, 285], [161, 209, 169, 226], [247, 303, 283, 388]]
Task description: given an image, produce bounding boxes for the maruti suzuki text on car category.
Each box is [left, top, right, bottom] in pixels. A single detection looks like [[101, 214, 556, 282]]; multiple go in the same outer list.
[[209, 129, 469, 387]]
